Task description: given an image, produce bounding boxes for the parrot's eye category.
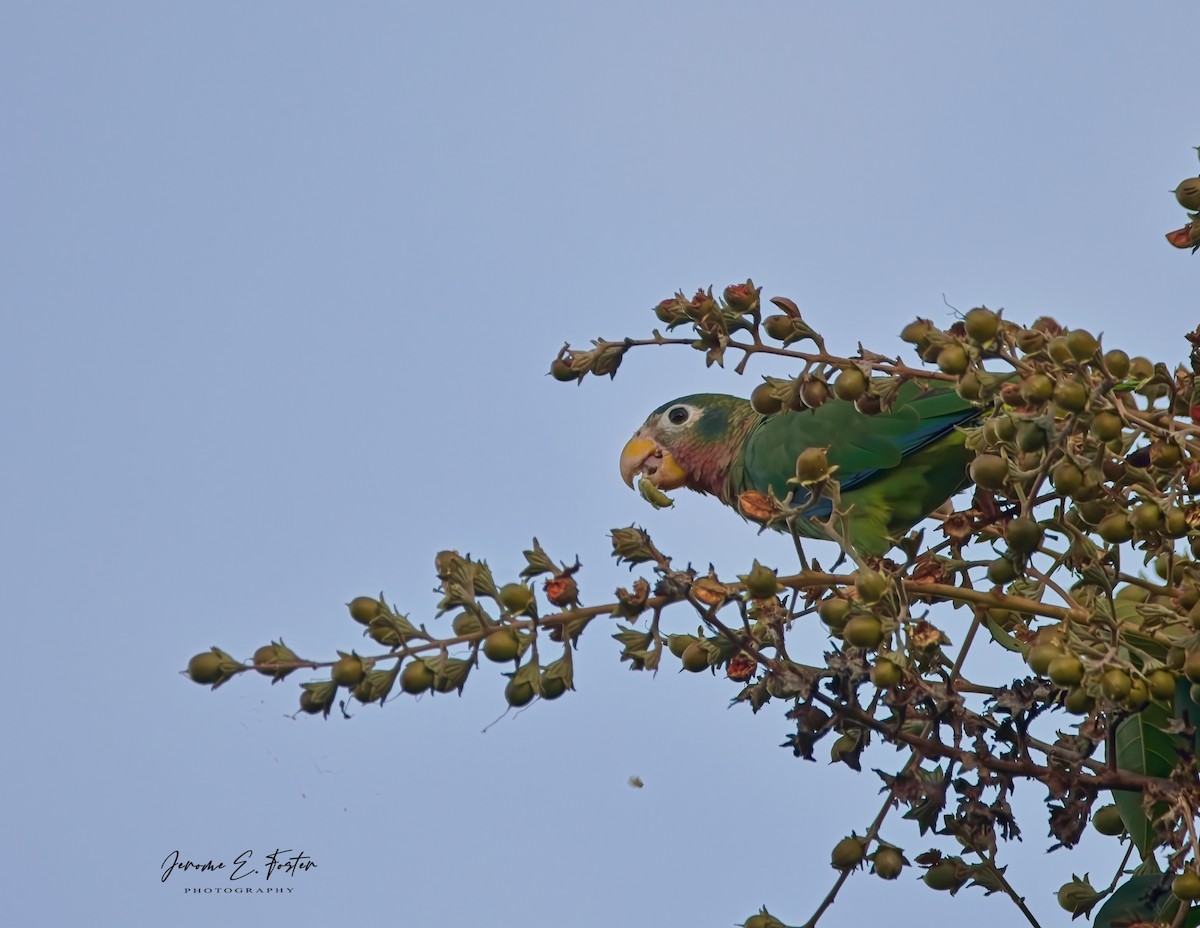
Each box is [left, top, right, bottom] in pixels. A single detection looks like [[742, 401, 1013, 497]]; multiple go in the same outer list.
[[667, 406, 690, 425]]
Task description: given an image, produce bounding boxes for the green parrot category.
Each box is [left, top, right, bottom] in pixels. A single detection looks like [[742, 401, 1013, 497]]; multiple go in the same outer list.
[[618, 383, 981, 555]]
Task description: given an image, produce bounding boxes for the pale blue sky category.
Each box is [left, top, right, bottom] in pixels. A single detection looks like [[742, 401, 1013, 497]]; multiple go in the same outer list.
[[4, 3, 1196, 926]]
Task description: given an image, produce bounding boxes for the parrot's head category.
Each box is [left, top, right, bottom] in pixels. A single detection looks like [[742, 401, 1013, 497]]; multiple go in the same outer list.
[[619, 393, 757, 502]]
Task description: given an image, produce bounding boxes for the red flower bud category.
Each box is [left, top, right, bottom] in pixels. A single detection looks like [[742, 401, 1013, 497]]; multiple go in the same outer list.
[[544, 575, 579, 608], [727, 653, 756, 682]]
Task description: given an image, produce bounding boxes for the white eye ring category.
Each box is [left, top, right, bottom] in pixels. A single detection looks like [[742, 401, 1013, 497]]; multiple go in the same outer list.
[[663, 405, 693, 427]]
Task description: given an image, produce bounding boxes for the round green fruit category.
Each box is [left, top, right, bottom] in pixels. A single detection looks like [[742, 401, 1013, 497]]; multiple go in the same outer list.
[[452, 612, 482, 636], [1184, 652, 1200, 685], [1047, 337, 1073, 365], [742, 914, 785, 928], [1103, 349, 1130, 378], [872, 846, 905, 880], [1129, 356, 1155, 381], [1026, 644, 1061, 676], [871, 658, 903, 689], [1150, 441, 1182, 469], [1101, 668, 1132, 701], [505, 677, 535, 707], [800, 379, 829, 409], [331, 656, 365, 688], [549, 358, 577, 382], [1053, 378, 1089, 413], [1097, 514, 1134, 544], [987, 557, 1018, 585], [252, 645, 281, 676], [483, 629, 521, 663], [539, 674, 567, 700], [1075, 500, 1109, 525], [1050, 461, 1084, 496], [1130, 503, 1162, 533], [983, 415, 1017, 444], [681, 641, 709, 673], [299, 690, 325, 714], [900, 319, 935, 345], [399, 660, 435, 695], [668, 634, 697, 658], [1174, 177, 1200, 211], [1016, 421, 1048, 452], [1115, 584, 1150, 603], [1091, 804, 1125, 836], [1147, 669, 1176, 701], [763, 315, 795, 341], [1163, 507, 1189, 538], [1123, 677, 1150, 711], [1090, 411, 1123, 442], [854, 569, 889, 603], [187, 652, 223, 685], [843, 615, 884, 649], [1005, 518, 1043, 555], [347, 596, 383, 626], [498, 582, 535, 614], [1154, 553, 1185, 582], [970, 454, 1008, 491], [833, 367, 867, 401], [742, 562, 781, 599], [1066, 329, 1099, 361], [795, 447, 830, 481], [956, 372, 983, 401], [923, 861, 963, 892], [818, 597, 851, 632], [751, 382, 783, 415], [1015, 328, 1046, 354], [830, 837, 865, 870], [1173, 871, 1200, 902], [937, 344, 970, 375], [1048, 654, 1084, 687], [1021, 373, 1055, 403], [964, 307, 1000, 343], [1063, 687, 1095, 715]]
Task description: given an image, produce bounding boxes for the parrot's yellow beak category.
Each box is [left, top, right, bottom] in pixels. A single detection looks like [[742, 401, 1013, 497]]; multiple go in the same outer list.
[[619, 436, 688, 491]]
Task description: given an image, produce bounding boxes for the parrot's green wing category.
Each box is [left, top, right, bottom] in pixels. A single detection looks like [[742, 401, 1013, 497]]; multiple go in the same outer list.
[[737, 383, 978, 552]]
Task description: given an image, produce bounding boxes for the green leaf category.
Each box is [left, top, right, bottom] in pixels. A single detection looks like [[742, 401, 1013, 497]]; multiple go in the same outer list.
[[520, 538, 559, 579], [1113, 699, 1176, 858], [983, 614, 1023, 652], [1093, 873, 1177, 928], [638, 477, 674, 509]]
